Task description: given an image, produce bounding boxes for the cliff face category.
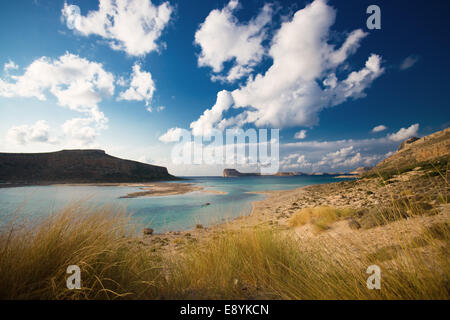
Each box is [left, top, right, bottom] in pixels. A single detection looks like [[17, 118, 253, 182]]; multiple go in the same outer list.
[[0, 149, 176, 184], [368, 127, 449, 175]]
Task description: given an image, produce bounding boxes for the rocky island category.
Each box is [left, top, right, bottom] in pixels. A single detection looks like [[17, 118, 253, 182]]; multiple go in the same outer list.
[[222, 169, 261, 177]]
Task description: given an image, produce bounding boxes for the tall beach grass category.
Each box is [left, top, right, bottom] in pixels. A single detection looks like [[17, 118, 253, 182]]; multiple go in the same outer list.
[[0, 169, 448, 299]]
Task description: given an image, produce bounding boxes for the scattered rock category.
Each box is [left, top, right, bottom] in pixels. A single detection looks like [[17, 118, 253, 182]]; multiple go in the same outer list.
[[398, 136, 420, 151], [143, 228, 154, 235]]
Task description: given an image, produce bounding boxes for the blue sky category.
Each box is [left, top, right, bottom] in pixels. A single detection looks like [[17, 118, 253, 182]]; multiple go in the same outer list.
[[0, 0, 449, 175]]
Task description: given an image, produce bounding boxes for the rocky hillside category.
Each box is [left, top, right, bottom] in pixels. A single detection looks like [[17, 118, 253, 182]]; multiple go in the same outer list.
[[366, 127, 449, 177], [350, 167, 372, 175], [273, 172, 307, 176], [0, 149, 177, 184], [223, 169, 260, 177]]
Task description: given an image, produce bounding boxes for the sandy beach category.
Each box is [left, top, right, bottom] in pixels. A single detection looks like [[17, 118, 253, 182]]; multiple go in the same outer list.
[[141, 167, 449, 257]]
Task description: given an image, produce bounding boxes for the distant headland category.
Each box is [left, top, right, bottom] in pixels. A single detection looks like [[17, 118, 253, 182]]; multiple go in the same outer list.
[[222, 168, 365, 178], [0, 149, 178, 186]]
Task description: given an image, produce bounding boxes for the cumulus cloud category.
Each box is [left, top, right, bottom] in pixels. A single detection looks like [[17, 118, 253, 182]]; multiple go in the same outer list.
[[159, 127, 184, 143], [188, 0, 383, 136], [280, 125, 420, 172], [190, 90, 234, 136], [279, 123, 420, 172], [0, 53, 115, 146], [400, 55, 419, 70], [316, 146, 360, 168], [294, 129, 307, 139], [0, 53, 113, 121], [61, 118, 99, 146], [118, 63, 155, 107], [280, 144, 384, 172], [371, 124, 387, 133], [62, 0, 173, 56], [280, 153, 311, 169], [195, 0, 273, 82], [387, 123, 419, 141], [6, 120, 52, 145]]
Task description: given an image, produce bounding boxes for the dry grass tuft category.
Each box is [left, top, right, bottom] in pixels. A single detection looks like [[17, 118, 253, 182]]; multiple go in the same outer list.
[[0, 167, 448, 300], [0, 204, 164, 300], [289, 206, 355, 231]]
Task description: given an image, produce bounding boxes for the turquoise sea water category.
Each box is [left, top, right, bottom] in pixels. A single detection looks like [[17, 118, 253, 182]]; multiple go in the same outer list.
[[0, 176, 351, 233]]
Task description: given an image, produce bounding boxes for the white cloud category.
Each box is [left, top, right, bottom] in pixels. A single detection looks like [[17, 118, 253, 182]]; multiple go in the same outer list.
[[157, 106, 165, 112], [159, 127, 184, 143], [387, 123, 419, 141], [0, 53, 113, 122], [6, 120, 49, 145], [116, 76, 127, 87], [61, 118, 99, 146], [118, 63, 155, 106], [4, 60, 19, 73], [280, 143, 385, 172], [279, 123, 421, 172], [400, 55, 419, 70], [294, 129, 307, 139], [155, 123, 418, 173], [189, 0, 383, 136], [371, 124, 387, 133], [280, 153, 311, 169], [190, 90, 234, 136], [62, 0, 173, 56], [0, 53, 115, 146], [6, 120, 52, 145], [6, 117, 105, 148], [316, 146, 357, 167], [314, 146, 380, 170], [195, 0, 273, 82]]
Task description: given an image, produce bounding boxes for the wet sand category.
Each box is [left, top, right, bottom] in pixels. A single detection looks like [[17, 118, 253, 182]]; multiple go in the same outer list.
[[118, 182, 227, 198]]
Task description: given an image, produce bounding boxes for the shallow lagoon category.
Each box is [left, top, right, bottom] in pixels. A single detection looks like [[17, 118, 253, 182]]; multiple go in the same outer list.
[[0, 176, 351, 233]]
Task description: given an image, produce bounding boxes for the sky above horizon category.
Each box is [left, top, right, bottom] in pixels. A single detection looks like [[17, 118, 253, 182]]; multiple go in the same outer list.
[[0, 0, 449, 176]]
